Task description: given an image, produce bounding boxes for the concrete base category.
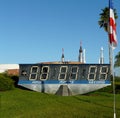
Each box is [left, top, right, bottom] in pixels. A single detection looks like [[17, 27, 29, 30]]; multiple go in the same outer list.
[[55, 85, 72, 96]]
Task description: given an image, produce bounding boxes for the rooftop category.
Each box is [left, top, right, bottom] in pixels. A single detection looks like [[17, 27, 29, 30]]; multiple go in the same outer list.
[[39, 61, 84, 64]]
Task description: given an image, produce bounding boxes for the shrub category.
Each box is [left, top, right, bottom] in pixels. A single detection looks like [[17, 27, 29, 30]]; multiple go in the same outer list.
[[10, 75, 19, 87], [115, 76, 120, 82], [0, 74, 14, 91]]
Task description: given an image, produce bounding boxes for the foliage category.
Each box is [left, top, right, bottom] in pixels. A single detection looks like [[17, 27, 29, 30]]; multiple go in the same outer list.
[[115, 52, 120, 67], [98, 7, 109, 32], [115, 76, 120, 81], [10, 75, 19, 87], [0, 88, 120, 118], [0, 74, 14, 91], [98, 7, 118, 32]]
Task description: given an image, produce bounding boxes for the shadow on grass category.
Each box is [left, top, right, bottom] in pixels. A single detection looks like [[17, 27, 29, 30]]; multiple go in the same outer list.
[[73, 95, 120, 111]]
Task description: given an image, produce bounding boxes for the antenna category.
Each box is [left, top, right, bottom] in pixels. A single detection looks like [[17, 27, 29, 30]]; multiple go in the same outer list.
[[83, 49, 86, 63], [78, 41, 83, 62], [99, 47, 104, 64], [61, 48, 65, 62]]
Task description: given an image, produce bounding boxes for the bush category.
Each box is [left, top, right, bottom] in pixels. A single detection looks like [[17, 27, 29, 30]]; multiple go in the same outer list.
[[10, 75, 19, 87], [0, 74, 14, 91], [115, 76, 120, 82]]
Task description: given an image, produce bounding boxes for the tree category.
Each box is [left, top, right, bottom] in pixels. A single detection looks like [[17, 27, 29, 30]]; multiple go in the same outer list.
[[98, 7, 118, 32], [115, 52, 120, 67]]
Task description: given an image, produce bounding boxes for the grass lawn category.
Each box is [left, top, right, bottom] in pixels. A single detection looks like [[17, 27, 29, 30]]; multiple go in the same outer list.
[[0, 88, 120, 118]]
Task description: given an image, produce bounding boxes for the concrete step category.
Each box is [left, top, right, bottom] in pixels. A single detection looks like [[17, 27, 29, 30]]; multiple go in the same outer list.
[[55, 85, 72, 96]]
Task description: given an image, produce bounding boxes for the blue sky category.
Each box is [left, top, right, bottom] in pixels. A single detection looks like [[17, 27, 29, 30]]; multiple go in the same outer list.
[[0, 0, 120, 64]]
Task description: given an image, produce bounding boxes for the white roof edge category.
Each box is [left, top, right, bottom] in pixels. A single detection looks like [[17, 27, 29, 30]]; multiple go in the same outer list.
[[0, 64, 19, 70]]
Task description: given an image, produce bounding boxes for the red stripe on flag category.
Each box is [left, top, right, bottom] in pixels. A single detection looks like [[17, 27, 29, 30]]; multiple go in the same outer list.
[[109, 10, 117, 48], [109, 18, 116, 32], [109, 34, 117, 44]]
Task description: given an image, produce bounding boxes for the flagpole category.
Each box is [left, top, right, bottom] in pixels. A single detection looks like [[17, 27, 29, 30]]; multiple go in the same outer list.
[[111, 45, 116, 118], [110, 43, 116, 118], [108, 0, 117, 116]]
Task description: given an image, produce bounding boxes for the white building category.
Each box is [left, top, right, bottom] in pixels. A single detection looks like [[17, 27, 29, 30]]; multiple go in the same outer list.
[[0, 64, 19, 73]]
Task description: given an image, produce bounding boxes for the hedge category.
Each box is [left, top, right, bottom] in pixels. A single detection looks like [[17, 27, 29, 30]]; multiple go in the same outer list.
[[0, 74, 14, 91]]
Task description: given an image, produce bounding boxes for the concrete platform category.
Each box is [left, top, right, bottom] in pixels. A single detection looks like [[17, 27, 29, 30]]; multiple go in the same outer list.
[[55, 85, 72, 96]]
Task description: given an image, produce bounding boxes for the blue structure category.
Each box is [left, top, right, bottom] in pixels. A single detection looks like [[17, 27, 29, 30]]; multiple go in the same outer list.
[[18, 62, 110, 95]]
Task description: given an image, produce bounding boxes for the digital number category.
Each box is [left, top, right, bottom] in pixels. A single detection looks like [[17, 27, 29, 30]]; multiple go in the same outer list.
[[82, 69, 86, 79], [69, 66, 78, 80], [99, 66, 108, 80], [29, 66, 39, 80], [88, 66, 97, 80], [58, 66, 68, 80], [40, 66, 49, 80]]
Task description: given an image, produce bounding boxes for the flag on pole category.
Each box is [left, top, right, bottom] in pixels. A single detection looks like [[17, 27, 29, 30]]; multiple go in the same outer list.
[[109, 1, 117, 117], [109, 0, 117, 48]]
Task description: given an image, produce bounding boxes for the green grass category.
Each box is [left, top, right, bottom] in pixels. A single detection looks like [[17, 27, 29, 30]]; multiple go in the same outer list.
[[0, 88, 120, 118]]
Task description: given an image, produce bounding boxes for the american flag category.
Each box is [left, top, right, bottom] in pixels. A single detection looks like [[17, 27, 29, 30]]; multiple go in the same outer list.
[[109, 0, 117, 48]]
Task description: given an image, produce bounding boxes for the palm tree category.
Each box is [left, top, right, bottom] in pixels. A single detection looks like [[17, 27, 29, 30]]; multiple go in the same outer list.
[[98, 7, 118, 32], [115, 52, 120, 67]]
